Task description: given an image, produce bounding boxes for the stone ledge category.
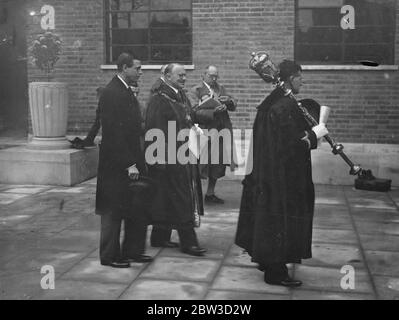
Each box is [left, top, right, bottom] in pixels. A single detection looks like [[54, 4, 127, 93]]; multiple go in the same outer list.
[[0, 146, 99, 186], [225, 142, 399, 187], [312, 143, 399, 186]]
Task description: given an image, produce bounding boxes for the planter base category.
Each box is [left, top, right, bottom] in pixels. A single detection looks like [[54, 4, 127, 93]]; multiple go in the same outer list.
[[27, 137, 71, 150], [0, 146, 98, 186]]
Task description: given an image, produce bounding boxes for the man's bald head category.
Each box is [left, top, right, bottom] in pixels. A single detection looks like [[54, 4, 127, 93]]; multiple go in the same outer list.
[[205, 65, 218, 75], [203, 65, 219, 87]]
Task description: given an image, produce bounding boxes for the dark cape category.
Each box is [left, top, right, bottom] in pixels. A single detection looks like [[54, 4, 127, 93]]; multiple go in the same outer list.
[[235, 88, 319, 266], [145, 82, 204, 229]]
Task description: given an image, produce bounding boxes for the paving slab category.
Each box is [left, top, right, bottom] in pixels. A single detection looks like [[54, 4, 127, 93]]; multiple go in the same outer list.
[[201, 211, 239, 224], [291, 289, 375, 300], [211, 266, 291, 295], [359, 234, 399, 252], [67, 214, 101, 231], [373, 276, 399, 300], [303, 243, 364, 269], [354, 220, 399, 236], [31, 229, 99, 252], [60, 257, 144, 283], [314, 204, 350, 217], [312, 228, 357, 245], [315, 197, 346, 206], [0, 271, 46, 300], [141, 256, 221, 282], [196, 222, 237, 239], [0, 193, 29, 205], [315, 185, 346, 203], [313, 212, 353, 230], [205, 290, 290, 300], [364, 251, 399, 277], [293, 265, 373, 294], [350, 207, 399, 223], [120, 279, 208, 300], [0, 240, 31, 267], [35, 280, 127, 300], [158, 237, 232, 260], [0, 214, 33, 227], [345, 189, 397, 211], [14, 215, 82, 234], [1, 249, 87, 275], [2, 186, 50, 194], [224, 244, 254, 267]]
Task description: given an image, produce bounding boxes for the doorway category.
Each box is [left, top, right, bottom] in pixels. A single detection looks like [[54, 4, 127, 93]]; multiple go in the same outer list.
[[0, 0, 28, 140]]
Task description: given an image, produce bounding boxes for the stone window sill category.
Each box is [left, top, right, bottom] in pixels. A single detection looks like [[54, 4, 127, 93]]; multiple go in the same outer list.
[[302, 65, 398, 71], [101, 64, 195, 70]]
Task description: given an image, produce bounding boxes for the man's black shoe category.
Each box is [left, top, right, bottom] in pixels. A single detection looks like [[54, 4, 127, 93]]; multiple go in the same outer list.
[[181, 246, 207, 256], [151, 241, 179, 248], [265, 276, 302, 287], [204, 194, 224, 204], [101, 261, 130, 268], [123, 254, 153, 263]]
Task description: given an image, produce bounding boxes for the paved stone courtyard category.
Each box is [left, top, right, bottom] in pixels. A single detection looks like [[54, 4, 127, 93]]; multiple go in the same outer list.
[[0, 178, 398, 300]]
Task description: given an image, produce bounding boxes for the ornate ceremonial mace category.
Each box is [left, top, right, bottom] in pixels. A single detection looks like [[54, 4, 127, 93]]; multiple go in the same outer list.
[[249, 51, 391, 191]]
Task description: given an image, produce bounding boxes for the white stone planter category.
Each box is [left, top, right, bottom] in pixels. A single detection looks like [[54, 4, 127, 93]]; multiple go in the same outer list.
[[28, 82, 70, 150]]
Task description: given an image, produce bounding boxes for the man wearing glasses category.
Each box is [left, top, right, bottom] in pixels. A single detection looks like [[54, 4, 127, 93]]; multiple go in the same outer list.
[[189, 65, 237, 205]]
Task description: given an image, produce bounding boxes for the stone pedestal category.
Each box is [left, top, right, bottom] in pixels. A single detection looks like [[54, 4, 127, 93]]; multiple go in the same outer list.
[[28, 82, 69, 150], [28, 137, 71, 150], [0, 146, 99, 186]]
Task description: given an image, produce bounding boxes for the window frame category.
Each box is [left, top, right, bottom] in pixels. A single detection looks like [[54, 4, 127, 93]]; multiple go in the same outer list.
[[103, 0, 193, 65], [294, 0, 397, 67]]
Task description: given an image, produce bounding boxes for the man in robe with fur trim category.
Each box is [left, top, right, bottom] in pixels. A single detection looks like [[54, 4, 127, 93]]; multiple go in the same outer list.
[[145, 63, 206, 257]]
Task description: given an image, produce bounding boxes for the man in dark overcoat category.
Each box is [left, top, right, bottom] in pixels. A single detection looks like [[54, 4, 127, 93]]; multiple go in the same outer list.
[[96, 53, 153, 268], [145, 63, 206, 256], [235, 60, 329, 286], [188, 65, 237, 204]]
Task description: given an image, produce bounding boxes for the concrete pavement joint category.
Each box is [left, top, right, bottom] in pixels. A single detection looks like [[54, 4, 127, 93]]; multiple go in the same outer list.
[[203, 241, 234, 300], [116, 246, 165, 300], [343, 186, 379, 300]]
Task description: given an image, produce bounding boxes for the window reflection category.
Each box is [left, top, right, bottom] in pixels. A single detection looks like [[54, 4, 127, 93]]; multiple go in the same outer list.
[[295, 0, 395, 64], [106, 0, 192, 63]]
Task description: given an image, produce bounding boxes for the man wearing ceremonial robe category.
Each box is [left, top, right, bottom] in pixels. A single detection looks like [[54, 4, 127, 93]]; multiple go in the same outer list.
[[145, 63, 206, 257], [235, 60, 329, 286]]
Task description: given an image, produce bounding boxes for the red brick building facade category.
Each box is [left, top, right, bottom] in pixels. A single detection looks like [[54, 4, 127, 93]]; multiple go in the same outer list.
[[23, 0, 399, 144]]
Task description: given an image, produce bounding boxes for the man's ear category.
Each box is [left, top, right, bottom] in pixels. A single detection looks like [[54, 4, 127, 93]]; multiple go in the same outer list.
[[286, 76, 294, 87]]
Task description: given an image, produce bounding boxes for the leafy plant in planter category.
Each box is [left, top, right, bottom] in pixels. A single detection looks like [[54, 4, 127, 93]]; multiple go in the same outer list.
[[29, 30, 61, 81], [27, 30, 69, 150]]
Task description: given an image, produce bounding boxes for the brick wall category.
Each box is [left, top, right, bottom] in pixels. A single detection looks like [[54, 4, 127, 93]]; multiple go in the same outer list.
[[26, 0, 399, 143]]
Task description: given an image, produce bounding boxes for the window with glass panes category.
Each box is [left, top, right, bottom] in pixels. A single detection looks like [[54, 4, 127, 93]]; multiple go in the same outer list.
[[295, 0, 396, 64], [105, 0, 192, 64]]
